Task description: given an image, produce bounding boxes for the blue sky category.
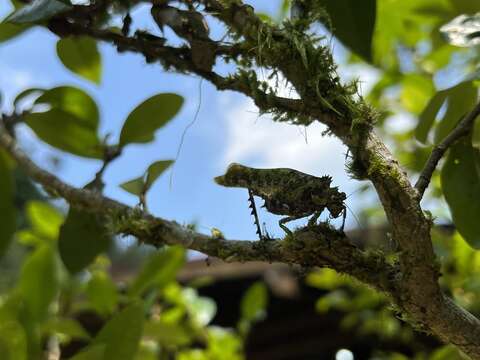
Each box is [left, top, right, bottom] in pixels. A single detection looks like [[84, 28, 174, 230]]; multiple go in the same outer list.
[[0, 0, 380, 243]]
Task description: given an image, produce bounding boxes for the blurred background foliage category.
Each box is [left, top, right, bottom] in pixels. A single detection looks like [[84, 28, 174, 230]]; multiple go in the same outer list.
[[1, 0, 480, 359]]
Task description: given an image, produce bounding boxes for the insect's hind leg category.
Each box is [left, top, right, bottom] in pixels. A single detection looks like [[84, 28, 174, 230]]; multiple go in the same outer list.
[[307, 211, 321, 227], [279, 215, 305, 236]]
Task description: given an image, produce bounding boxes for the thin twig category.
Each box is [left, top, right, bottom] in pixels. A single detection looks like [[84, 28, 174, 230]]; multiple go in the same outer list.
[[415, 100, 480, 199]]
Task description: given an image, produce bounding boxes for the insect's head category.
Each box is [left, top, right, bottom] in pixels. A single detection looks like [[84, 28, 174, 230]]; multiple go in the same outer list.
[[214, 163, 251, 188], [326, 189, 347, 218]]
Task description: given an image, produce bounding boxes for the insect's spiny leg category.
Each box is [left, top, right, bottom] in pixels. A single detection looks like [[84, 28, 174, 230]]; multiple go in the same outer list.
[[248, 189, 263, 240]]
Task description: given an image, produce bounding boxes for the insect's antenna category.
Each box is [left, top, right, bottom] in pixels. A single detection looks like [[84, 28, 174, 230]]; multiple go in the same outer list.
[[248, 189, 263, 240], [344, 203, 363, 230], [345, 187, 365, 199]]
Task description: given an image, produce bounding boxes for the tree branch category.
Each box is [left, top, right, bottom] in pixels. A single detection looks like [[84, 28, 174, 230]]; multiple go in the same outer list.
[[415, 100, 480, 198], [0, 120, 393, 293]]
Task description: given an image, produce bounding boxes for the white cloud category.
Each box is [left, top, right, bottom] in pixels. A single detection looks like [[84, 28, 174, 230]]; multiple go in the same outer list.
[[0, 65, 38, 110]]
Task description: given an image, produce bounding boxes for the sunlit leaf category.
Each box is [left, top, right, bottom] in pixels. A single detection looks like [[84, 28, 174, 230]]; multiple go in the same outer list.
[[70, 344, 105, 360], [19, 245, 60, 321], [0, 320, 27, 360], [7, 0, 71, 24], [205, 327, 243, 359], [0, 21, 31, 43], [0, 150, 16, 258], [440, 13, 480, 47], [415, 90, 448, 143], [119, 93, 184, 146], [319, 0, 376, 62], [441, 141, 480, 248], [13, 88, 45, 109], [430, 344, 465, 359], [129, 246, 185, 297], [57, 37, 102, 84], [58, 209, 111, 274], [280, 0, 290, 18], [240, 281, 268, 322], [41, 318, 90, 340], [120, 177, 145, 197], [34, 86, 99, 130], [94, 303, 144, 360], [143, 320, 192, 346], [183, 289, 216, 326], [25, 201, 63, 241], [25, 86, 102, 157], [25, 109, 103, 158], [0, 300, 27, 360], [86, 271, 118, 315], [434, 81, 477, 143], [401, 74, 435, 114], [120, 160, 174, 196], [146, 159, 174, 187]]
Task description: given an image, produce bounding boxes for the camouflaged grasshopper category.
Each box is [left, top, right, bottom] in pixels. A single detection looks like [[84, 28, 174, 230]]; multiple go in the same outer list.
[[215, 163, 346, 239]]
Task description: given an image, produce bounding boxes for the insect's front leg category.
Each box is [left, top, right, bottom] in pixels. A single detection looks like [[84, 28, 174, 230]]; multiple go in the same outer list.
[[340, 206, 347, 231], [279, 215, 305, 236]]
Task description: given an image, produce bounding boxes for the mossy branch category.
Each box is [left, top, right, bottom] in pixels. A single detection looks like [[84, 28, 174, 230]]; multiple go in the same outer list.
[[0, 119, 393, 294]]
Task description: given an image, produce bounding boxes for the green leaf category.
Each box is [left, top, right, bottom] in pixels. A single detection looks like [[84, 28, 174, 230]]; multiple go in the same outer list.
[[58, 209, 111, 274], [56, 37, 102, 84], [0, 150, 16, 258], [145, 160, 174, 189], [434, 81, 477, 143], [86, 271, 118, 315], [25, 201, 63, 241], [0, 20, 31, 43], [280, 0, 290, 18], [240, 281, 268, 322], [34, 86, 99, 130], [119, 177, 145, 197], [415, 90, 448, 143], [0, 319, 27, 360], [441, 141, 480, 248], [94, 303, 144, 360], [120, 160, 174, 196], [7, 0, 71, 24], [25, 86, 102, 158], [129, 246, 185, 297], [319, 0, 376, 62], [143, 320, 192, 346], [41, 318, 90, 340], [25, 109, 103, 158], [19, 245, 60, 321], [0, 300, 28, 360], [119, 93, 184, 146], [70, 344, 105, 360], [441, 13, 480, 47], [182, 289, 216, 326], [13, 88, 45, 109], [400, 73, 435, 114]]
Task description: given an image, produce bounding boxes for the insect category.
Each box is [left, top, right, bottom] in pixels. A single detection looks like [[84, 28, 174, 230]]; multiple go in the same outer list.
[[215, 163, 346, 239]]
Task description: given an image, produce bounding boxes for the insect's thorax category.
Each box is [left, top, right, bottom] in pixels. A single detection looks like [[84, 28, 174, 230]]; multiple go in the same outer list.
[[250, 176, 333, 216]]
